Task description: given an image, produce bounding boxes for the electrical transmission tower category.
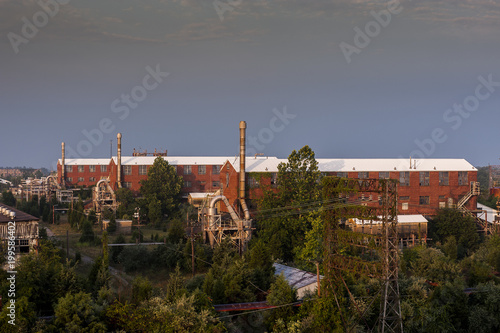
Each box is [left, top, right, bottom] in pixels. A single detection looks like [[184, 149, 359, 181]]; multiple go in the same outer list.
[[380, 181, 403, 333], [322, 177, 402, 333]]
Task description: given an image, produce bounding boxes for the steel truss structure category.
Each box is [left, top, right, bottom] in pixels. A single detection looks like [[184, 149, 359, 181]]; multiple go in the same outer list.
[[322, 177, 402, 333]]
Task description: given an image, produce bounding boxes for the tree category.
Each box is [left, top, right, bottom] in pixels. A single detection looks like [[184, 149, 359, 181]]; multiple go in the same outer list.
[[257, 146, 321, 261], [140, 157, 183, 220], [53, 292, 107, 332], [431, 208, 481, 257], [267, 274, 298, 330], [116, 188, 136, 219], [1, 190, 16, 206]]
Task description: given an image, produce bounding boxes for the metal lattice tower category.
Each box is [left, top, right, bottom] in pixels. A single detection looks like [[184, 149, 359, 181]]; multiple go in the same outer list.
[[380, 181, 403, 333]]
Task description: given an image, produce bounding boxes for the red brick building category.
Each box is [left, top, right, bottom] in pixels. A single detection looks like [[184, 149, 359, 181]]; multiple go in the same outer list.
[[57, 153, 478, 217], [220, 157, 478, 217], [58, 156, 233, 196]]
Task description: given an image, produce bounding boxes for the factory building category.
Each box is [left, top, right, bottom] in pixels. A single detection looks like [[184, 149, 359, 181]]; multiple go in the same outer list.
[[220, 157, 478, 217], [56, 130, 479, 219]]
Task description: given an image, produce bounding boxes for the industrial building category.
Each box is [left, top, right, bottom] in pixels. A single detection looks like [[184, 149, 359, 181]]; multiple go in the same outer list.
[[55, 123, 481, 247], [0, 203, 39, 256]]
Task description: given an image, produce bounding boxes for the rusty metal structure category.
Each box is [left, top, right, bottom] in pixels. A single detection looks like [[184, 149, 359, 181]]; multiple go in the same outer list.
[[93, 178, 117, 222], [199, 121, 252, 253], [322, 177, 402, 333]]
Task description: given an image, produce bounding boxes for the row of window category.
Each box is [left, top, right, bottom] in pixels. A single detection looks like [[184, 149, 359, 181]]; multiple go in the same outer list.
[[66, 164, 223, 176], [341, 171, 468, 186], [65, 165, 108, 173]]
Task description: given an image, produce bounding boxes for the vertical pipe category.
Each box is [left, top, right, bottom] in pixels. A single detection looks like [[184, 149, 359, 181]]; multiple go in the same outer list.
[[239, 121, 246, 201], [117, 133, 122, 188], [239, 121, 250, 220], [61, 142, 66, 188]]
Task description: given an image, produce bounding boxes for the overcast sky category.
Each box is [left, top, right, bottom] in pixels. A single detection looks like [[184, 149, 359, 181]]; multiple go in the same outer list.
[[1, 0, 499, 170]]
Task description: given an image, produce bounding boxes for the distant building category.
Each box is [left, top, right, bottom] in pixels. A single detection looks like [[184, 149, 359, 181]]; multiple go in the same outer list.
[[0, 203, 39, 257], [273, 263, 322, 299], [102, 219, 133, 234]]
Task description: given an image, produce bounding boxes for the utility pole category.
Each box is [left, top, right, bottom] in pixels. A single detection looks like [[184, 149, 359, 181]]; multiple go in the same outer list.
[[66, 230, 69, 259]]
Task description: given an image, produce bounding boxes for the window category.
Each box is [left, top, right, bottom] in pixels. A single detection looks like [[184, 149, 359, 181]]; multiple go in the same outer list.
[[439, 195, 445, 200], [212, 165, 221, 175], [399, 172, 409, 186], [78, 165, 85, 173], [89, 177, 96, 182], [358, 172, 369, 179], [100, 165, 107, 172], [212, 181, 220, 188], [400, 196, 410, 201], [184, 165, 192, 175], [248, 177, 259, 188], [123, 182, 132, 189], [226, 173, 230, 188], [65, 165, 73, 172], [139, 165, 147, 175], [89, 165, 96, 173], [67, 177, 73, 182], [419, 172, 430, 186], [439, 202, 446, 208], [198, 165, 206, 175], [271, 173, 278, 187], [123, 165, 132, 175], [419, 196, 430, 205], [337, 172, 348, 178], [379, 172, 390, 179], [184, 181, 192, 188], [78, 177, 84, 182], [458, 171, 468, 186], [402, 203, 409, 211], [439, 172, 449, 186]]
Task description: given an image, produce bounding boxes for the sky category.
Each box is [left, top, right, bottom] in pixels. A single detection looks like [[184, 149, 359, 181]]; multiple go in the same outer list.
[[1, 0, 500, 170]]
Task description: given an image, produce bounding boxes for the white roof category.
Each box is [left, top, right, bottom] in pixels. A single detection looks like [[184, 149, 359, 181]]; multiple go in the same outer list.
[[352, 214, 428, 224], [477, 203, 499, 224], [112, 156, 234, 166], [60, 157, 476, 172], [230, 158, 476, 173], [59, 159, 110, 166], [273, 263, 322, 290], [316, 158, 476, 172], [229, 157, 282, 173], [189, 192, 216, 199]]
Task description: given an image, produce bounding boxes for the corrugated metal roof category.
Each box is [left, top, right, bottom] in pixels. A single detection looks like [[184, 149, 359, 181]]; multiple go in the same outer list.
[[273, 263, 321, 290], [0, 203, 39, 223]]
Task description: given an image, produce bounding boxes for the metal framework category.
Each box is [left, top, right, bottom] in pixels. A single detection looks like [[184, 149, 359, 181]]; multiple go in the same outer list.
[[198, 191, 252, 253], [322, 177, 402, 333], [92, 178, 117, 222]]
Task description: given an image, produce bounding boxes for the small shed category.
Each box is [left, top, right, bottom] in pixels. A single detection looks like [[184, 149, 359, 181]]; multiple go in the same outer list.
[[102, 219, 133, 234], [273, 263, 322, 299]]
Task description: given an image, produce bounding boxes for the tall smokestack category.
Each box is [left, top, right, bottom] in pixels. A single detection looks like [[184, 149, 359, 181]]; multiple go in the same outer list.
[[61, 142, 66, 188], [117, 133, 122, 188], [239, 121, 250, 220], [239, 121, 246, 200]]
